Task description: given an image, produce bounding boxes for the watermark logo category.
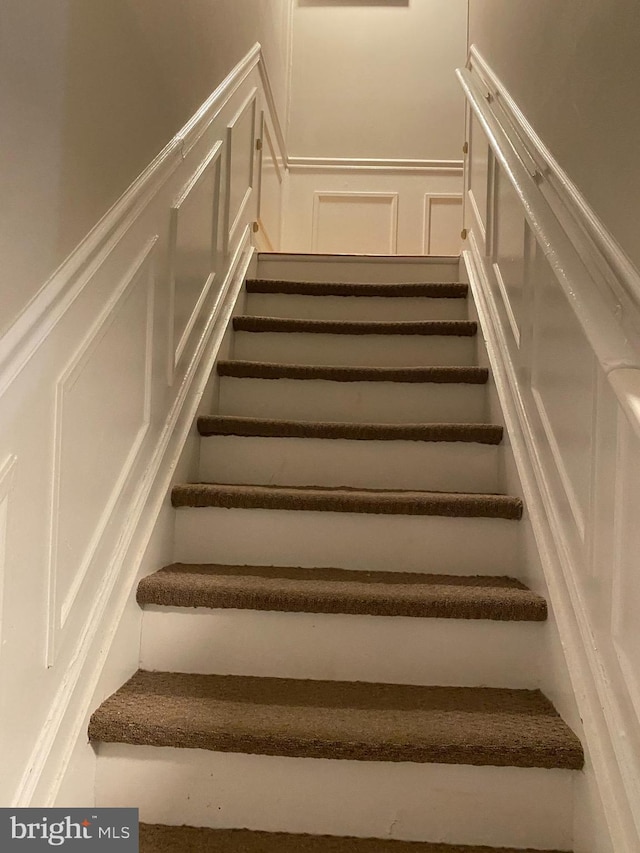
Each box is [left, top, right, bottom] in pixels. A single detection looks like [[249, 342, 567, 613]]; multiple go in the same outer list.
[[0, 809, 138, 850]]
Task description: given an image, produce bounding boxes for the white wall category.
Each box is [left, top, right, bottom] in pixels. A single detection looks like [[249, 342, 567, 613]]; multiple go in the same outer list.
[[0, 0, 292, 337], [282, 0, 468, 255], [468, 0, 640, 273]]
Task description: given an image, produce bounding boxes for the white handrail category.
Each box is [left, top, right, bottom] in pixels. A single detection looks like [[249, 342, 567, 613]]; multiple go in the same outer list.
[[457, 66, 640, 380]]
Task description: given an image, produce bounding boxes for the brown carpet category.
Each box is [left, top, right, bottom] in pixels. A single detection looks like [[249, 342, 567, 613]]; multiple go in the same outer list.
[[245, 280, 468, 298], [233, 317, 477, 337], [137, 564, 547, 621], [139, 824, 570, 853], [88, 671, 584, 769], [171, 483, 523, 519], [217, 362, 489, 384], [197, 416, 503, 444]]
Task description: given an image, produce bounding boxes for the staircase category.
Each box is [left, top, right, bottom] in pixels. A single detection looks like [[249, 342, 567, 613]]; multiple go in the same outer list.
[[89, 254, 583, 852]]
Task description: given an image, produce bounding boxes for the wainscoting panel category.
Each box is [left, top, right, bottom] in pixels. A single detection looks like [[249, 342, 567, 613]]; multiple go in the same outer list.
[[492, 165, 526, 347], [423, 194, 463, 255], [0, 44, 285, 808], [312, 192, 398, 254], [48, 240, 156, 661], [468, 113, 489, 241], [225, 90, 257, 253], [460, 45, 640, 851], [284, 162, 464, 255], [256, 112, 284, 251], [169, 144, 223, 379]]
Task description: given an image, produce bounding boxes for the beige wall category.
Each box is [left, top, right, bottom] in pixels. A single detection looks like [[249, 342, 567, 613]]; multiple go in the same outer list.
[[468, 0, 640, 271], [287, 0, 468, 159], [0, 0, 292, 335]]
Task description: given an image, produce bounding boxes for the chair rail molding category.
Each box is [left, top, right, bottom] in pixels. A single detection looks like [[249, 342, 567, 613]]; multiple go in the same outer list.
[[0, 42, 286, 808], [459, 46, 640, 853]]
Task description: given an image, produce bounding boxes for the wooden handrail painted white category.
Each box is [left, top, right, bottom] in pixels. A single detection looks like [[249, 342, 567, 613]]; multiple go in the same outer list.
[[457, 66, 640, 380], [468, 45, 640, 318]]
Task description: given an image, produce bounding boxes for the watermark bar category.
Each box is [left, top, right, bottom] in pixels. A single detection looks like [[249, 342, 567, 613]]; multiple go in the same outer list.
[[0, 809, 138, 850]]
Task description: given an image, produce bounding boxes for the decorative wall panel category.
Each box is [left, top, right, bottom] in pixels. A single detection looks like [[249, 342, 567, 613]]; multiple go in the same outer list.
[[47, 239, 156, 662], [168, 143, 223, 378], [311, 192, 399, 254]]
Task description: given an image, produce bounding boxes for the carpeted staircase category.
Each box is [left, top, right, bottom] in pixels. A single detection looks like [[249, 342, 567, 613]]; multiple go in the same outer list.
[[89, 255, 583, 852]]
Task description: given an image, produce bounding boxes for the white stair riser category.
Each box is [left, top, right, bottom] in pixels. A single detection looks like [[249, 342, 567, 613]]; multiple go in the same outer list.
[[198, 435, 500, 493], [245, 293, 468, 321], [255, 256, 461, 283], [96, 745, 573, 850], [233, 332, 476, 368], [173, 508, 521, 575], [140, 608, 543, 688], [219, 377, 487, 423]]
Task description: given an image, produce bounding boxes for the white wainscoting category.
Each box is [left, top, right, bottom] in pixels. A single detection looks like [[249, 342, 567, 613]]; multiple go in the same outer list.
[[312, 192, 399, 254], [459, 47, 640, 853], [0, 43, 285, 808], [284, 159, 463, 256]]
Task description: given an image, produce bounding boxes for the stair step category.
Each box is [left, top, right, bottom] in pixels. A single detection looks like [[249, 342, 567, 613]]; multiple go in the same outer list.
[[233, 317, 477, 336], [217, 361, 488, 384], [197, 417, 503, 443], [171, 484, 522, 519], [139, 823, 571, 853], [246, 280, 468, 298], [89, 671, 582, 769], [137, 564, 546, 621]]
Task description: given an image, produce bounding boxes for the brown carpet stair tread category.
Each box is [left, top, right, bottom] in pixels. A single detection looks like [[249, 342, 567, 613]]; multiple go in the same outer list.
[[137, 563, 547, 621], [246, 280, 468, 298], [233, 317, 477, 336], [170, 483, 523, 519], [88, 670, 584, 769], [217, 361, 489, 384], [197, 416, 503, 444], [139, 824, 571, 853]]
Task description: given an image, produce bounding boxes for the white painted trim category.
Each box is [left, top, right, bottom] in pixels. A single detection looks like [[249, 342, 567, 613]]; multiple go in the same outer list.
[[256, 112, 283, 254], [167, 142, 223, 382], [288, 156, 463, 175], [14, 233, 255, 809], [465, 239, 640, 852], [46, 238, 158, 665], [311, 191, 399, 254], [422, 193, 463, 255], [224, 89, 258, 253]]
